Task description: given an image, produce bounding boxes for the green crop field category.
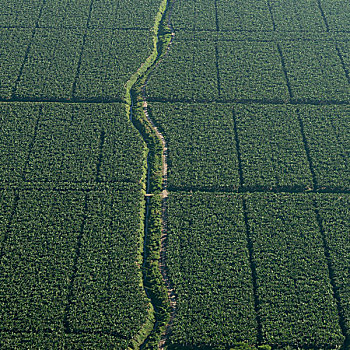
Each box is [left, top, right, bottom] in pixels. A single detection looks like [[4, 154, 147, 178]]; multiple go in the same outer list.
[[0, 0, 349, 349]]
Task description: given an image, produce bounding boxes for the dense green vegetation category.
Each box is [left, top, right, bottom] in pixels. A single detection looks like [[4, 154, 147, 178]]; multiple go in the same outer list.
[[0, 0, 42, 27], [245, 193, 343, 348], [14, 29, 84, 101], [149, 103, 240, 191], [1, 0, 350, 348], [316, 194, 350, 336], [299, 105, 349, 191], [166, 193, 257, 348], [0, 103, 145, 185], [218, 42, 288, 102], [0, 29, 32, 100], [235, 104, 313, 191], [281, 41, 349, 103], [0, 185, 151, 347], [75, 30, 153, 101], [147, 39, 219, 101]]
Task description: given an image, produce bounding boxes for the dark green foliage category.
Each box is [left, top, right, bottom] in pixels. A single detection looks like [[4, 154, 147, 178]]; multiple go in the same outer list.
[[320, 0, 350, 31], [316, 194, 350, 336], [171, 0, 216, 31], [245, 193, 344, 348], [0, 0, 42, 27], [25, 103, 145, 184], [0, 103, 40, 184], [39, 0, 91, 28], [0, 103, 145, 185], [0, 185, 149, 345], [149, 103, 240, 191], [299, 105, 350, 191], [166, 192, 257, 348], [281, 41, 350, 103], [235, 104, 313, 191], [218, 42, 289, 102], [147, 39, 218, 101], [14, 29, 84, 101], [75, 30, 153, 102], [0, 190, 86, 332], [217, 0, 273, 31], [270, 0, 326, 32], [66, 186, 149, 338], [0, 29, 32, 99], [89, 0, 162, 29]]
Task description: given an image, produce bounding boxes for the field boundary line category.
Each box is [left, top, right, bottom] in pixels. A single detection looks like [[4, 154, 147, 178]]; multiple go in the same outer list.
[[313, 198, 349, 348], [11, 0, 46, 99], [71, 0, 95, 100]]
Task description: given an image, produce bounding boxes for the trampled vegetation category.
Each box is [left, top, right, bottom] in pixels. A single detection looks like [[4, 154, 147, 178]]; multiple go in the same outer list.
[[0, 0, 349, 349]]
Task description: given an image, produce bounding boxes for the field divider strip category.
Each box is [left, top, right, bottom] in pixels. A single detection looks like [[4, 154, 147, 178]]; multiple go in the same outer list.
[[22, 105, 43, 182], [277, 43, 293, 102], [0, 192, 20, 263], [267, 0, 276, 31], [242, 197, 263, 345], [336, 45, 350, 85], [63, 193, 88, 334], [11, 0, 46, 99], [313, 198, 349, 348], [71, 0, 95, 100], [295, 108, 318, 190], [317, 0, 330, 32]]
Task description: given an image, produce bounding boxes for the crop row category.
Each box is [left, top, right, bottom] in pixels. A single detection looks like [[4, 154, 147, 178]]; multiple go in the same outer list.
[[165, 192, 348, 349], [146, 39, 350, 103], [0, 185, 149, 346], [0, 103, 146, 185], [149, 103, 349, 192], [0, 0, 161, 29], [170, 0, 349, 32]]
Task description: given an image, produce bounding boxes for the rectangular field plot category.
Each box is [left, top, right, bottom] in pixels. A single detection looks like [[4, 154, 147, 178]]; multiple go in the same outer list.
[[0, 185, 148, 345], [67, 188, 148, 338], [146, 40, 218, 102], [171, 0, 216, 31], [218, 41, 289, 102], [316, 194, 350, 336], [166, 193, 257, 349], [270, 0, 326, 32], [281, 41, 350, 103], [245, 193, 344, 348], [149, 103, 240, 191], [298, 105, 350, 191], [320, 0, 350, 31], [0, 190, 86, 332], [0, 0, 42, 27], [0, 29, 32, 100], [25, 103, 145, 184], [14, 29, 83, 101], [74, 30, 153, 101], [38, 0, 91, 28], [235, 104, 313, 191], [0, 103, 41, 184], [89, 0, 161, 29], [217, 0, 274, 31]]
